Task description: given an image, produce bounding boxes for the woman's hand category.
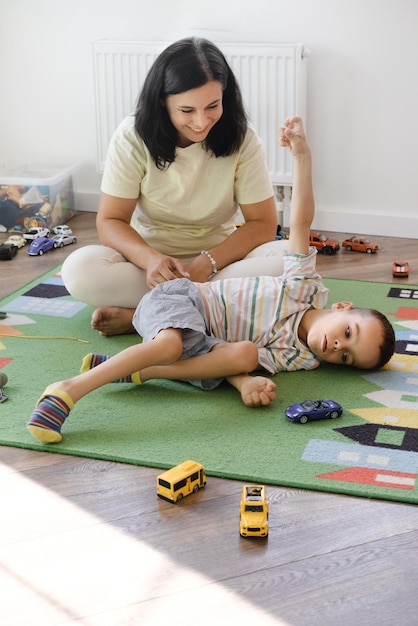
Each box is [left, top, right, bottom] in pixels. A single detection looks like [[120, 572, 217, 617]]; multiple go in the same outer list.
[[146, 253, 190, 288]]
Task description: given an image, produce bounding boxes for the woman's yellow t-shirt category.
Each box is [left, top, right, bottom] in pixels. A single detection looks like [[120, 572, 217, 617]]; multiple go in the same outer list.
[[101, 116, 274, 257]]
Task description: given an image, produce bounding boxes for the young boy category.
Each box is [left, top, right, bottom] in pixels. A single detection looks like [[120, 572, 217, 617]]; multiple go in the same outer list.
[[27, 117, 395, 443]]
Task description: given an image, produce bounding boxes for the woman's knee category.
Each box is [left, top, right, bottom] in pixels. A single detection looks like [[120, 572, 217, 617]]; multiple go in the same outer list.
[[62, 245, 116, 305], [61, 245, 148, 308], [244, 239, 288, 259], [214, 240, 285, 280]]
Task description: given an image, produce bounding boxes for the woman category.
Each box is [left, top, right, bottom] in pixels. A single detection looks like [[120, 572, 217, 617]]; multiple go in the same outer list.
[[62, 37, 287, 335]]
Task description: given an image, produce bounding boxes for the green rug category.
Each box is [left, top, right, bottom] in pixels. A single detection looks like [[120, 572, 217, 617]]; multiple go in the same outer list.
[[1, 266, 418, 504]]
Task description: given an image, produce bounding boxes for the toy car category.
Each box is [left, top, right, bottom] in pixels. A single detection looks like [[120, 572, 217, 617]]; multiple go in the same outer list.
[[52, 224, 73, 236], [309, 231, 340, 254], [0, 243, 18, 260], [4, 234, 26, 248], [285, 399, 343, 424], [392, 260, 409, 278], [23, 227, 50, 241], [157, 460, 206, 502], [53, 234, 77, 247], [27, 236, 58, 256], [239, 485, 269, 537], [342, 236, 378, 253]]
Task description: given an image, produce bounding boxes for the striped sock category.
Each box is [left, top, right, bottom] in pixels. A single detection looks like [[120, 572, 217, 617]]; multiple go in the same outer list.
[[80, 353, 142, 384], [27, 388, 74, 444]]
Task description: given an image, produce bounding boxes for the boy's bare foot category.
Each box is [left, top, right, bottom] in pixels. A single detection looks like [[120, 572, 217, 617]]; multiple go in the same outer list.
[[240, 375, 276, 407], [91, 307, 136, 336]]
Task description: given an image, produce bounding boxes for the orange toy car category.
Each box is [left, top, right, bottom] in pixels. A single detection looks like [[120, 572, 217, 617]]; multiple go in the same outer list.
[[342, 236, 379, 254], [392, 260, 409, 278], [309, 231, 340, 255]]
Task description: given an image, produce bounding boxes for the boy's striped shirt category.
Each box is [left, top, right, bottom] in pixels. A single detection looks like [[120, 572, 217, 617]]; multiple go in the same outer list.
[[198, 248, 328, 373]]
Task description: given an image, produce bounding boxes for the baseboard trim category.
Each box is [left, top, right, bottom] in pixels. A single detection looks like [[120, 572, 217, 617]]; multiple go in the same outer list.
[[75, 191, 99, 213], [280, 204, 416, 239], [311, 209, 417, 239]]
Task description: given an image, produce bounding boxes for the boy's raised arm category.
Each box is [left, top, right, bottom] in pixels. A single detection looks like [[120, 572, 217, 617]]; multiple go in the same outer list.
[[279, 117, 314, 255]]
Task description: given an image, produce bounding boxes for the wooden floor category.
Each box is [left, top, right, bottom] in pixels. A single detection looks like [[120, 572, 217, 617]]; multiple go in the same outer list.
[[1, 212, 418, 626]]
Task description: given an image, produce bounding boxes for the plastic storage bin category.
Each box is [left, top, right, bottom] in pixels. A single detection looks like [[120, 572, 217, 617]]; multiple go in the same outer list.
[[0, 161, 78, 232]]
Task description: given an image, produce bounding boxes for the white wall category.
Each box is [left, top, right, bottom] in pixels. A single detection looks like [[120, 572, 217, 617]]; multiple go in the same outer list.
[[1, 0, 417, 237]]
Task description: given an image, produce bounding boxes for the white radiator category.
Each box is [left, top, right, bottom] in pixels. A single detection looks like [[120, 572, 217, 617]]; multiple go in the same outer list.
[[93, 40, 308, 187]]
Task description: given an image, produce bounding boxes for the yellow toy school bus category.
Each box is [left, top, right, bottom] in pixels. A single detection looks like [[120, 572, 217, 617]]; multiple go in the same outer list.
[[157, 460, 206, 503]]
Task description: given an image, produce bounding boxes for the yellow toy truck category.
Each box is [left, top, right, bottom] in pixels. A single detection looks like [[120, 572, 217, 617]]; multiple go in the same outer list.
[[239, 484, 269, 537]]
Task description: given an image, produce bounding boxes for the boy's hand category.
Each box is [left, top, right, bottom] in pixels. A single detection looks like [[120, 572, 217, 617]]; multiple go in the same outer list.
[[238, 375, 276, 407], [279, 117, 310, 157]]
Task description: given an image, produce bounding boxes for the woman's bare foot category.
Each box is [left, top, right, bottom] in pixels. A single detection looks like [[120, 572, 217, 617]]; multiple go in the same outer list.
[[91, 307, 136, 336], [239, 375, 276, 407]]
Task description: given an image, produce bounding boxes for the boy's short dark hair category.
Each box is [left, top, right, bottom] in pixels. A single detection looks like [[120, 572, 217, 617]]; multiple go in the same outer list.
[[356, 308, 395, 369]]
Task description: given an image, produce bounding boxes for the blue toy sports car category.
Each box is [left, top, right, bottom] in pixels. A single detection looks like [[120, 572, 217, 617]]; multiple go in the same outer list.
[[285, 399, 343, 424]]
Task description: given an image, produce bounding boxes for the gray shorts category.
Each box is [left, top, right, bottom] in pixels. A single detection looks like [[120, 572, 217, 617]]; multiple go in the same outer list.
[[132, 278, 225, 390]]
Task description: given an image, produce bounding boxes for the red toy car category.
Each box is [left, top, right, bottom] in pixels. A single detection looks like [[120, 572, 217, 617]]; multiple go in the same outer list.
[[392, 260, 409, 278]]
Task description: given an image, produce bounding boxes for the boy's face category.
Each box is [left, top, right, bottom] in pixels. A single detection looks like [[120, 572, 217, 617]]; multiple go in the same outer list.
[[305, 305, 383, 369]]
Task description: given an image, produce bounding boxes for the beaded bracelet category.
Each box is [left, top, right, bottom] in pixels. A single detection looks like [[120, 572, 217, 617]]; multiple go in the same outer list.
[[200, 250, 218, 280]]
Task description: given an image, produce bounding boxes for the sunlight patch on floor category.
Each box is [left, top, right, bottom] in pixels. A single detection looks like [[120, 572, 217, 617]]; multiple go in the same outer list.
[[0, 462, 290, 625]]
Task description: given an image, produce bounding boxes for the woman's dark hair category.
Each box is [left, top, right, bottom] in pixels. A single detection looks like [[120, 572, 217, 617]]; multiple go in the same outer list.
[[135, 38, 248, 169]]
